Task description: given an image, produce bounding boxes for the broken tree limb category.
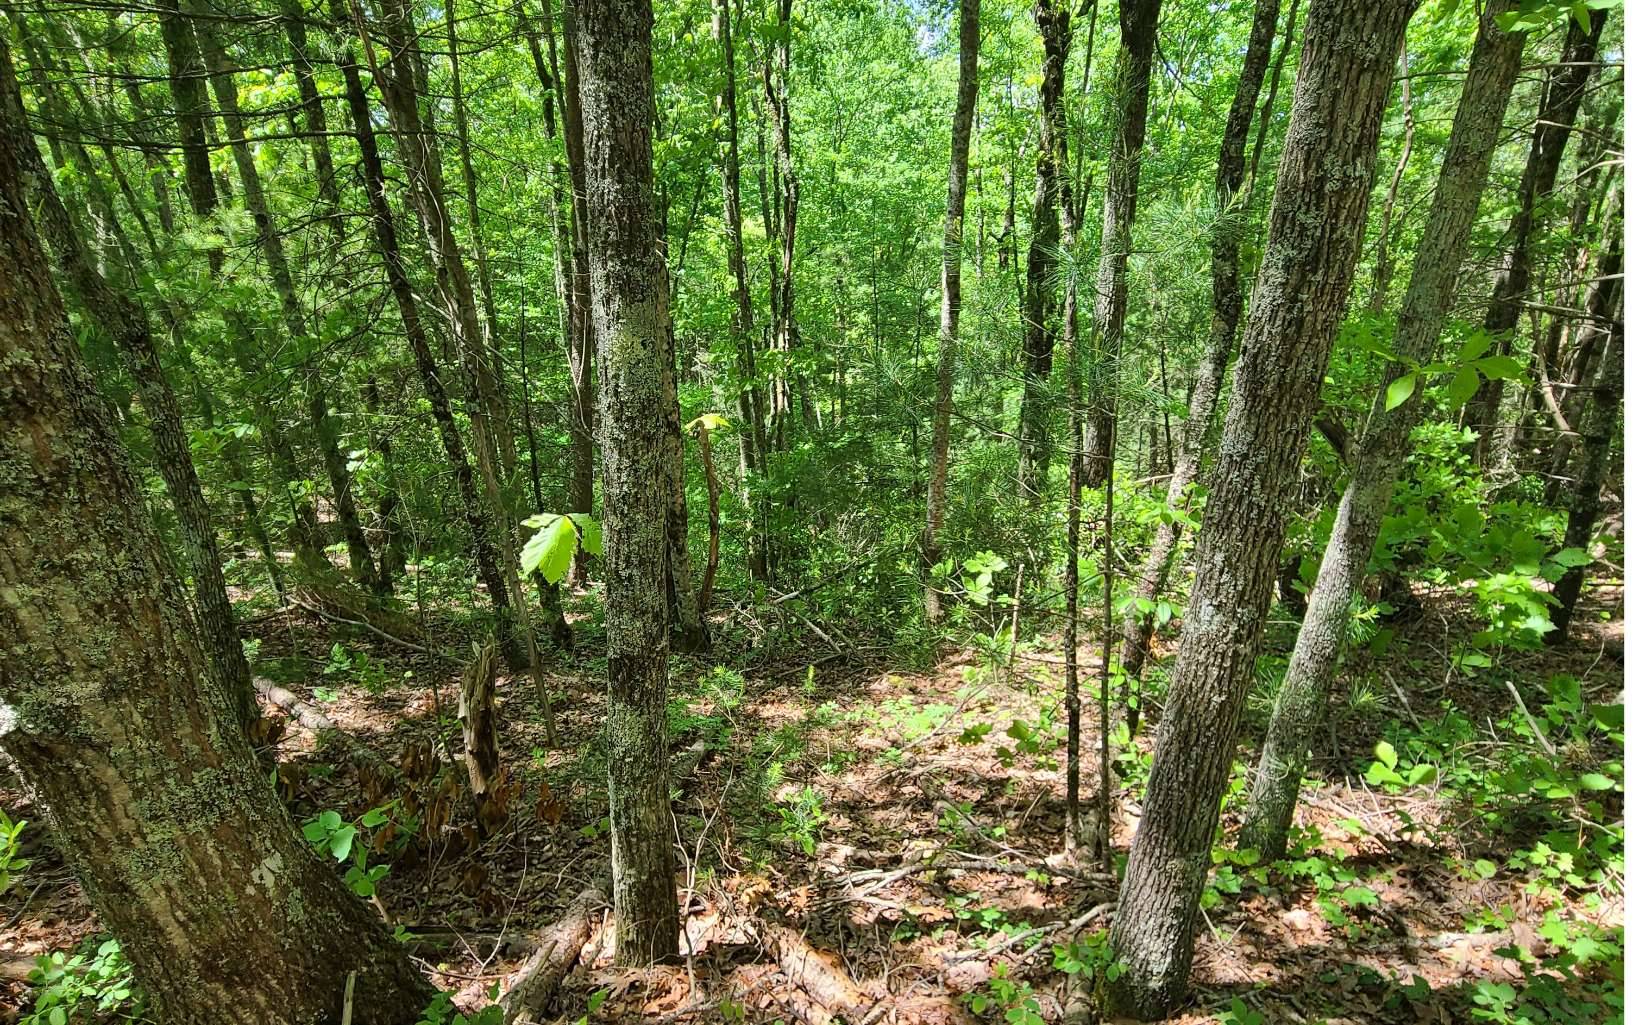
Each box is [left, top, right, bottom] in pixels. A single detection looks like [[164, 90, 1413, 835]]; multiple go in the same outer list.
[[252, 676, 402, 785], [762, 922, 885, 1024], [498, 875, 610, 1024]]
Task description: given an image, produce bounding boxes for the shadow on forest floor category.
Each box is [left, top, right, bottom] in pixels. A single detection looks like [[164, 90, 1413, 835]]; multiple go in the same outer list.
[[0, 579, 1623, 1024]]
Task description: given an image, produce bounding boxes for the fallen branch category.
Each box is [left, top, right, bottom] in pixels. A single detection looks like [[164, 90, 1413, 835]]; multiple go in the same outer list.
[[762, 922, 884, 1024], [498, 877, 610, 1024], [253, 677, 401, 783]]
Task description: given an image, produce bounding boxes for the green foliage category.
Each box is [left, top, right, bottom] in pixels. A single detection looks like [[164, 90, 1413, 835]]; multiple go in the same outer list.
[[415, 991, 503, 1025], [24, 938, 145, 1025], [0, 809, 28, 894], [519, 512, 602, 585], [301, 803, 407, 898], [966, 962, 1044, 1024]]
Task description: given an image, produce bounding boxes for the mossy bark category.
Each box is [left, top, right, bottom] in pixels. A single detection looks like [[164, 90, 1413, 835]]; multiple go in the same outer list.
[[1099, 1, 1418, 1016], [1239, 0, 1525, 862], [0, 53, 433, 1019], [574, 0, 682, 964]]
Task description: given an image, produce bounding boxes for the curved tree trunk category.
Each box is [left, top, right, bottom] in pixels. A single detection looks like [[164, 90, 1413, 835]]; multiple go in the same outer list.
[[0, 54, 433, 1018], [1116, 0, 1283, 729], [923, 0, 981, 623], [1099, 2, 1419, 1016], [1239, 0, 1525, 862], [574, 0, 682, 965]]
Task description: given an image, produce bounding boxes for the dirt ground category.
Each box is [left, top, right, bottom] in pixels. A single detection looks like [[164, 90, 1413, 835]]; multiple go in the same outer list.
[[0, 582, 1623, 1024]]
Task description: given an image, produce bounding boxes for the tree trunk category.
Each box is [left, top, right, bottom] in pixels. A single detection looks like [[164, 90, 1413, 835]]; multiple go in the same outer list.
[[1017, 0, 1068, 500], [0, 55, 434, 1018], [924, 0, 980, 623], [1461, 11, 1608, 465], [338, 48, 520, 656], [713, 0, 770, 583], [1081, 0, 1162, 488], [190, 1, 381, 592], [574, 0, 682, 965], [5, 49, 259, 732], [1543, 205, 1623, 501], [1548, 314, 1621, 637], [1238, 0, 1524, 862], [1116, 0, 1282, 726], [1099, 2, 1419, 1017]]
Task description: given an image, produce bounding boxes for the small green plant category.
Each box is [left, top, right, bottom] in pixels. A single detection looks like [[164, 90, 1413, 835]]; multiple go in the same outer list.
[[302, 803, 405, 898], [322, 642, 389, 695], [0, 808, 28, 892], [966, 962, 1044, 1024], [24, 937, 145, 1025], [771, 786, 827, 856], [1216, 996, 1265, 1025], [1363, 740, 1437, 790], [415, 990, 503, 1025]]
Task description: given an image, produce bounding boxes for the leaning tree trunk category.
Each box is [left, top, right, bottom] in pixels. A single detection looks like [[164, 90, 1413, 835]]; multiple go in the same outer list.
[[1548, 317, 1621, 638], [337, 50, 522, 657], [1238, 0, 1525, 862], [574, 0, 682, 965], [1098, 2, 1419, 1018], [5, 52, 260, 731], [0, 56, 433, 1020], [1461, 10, 1607, 465], [1016, 0, 1068, 500], [190, 1, 382, 592], [1081, 0, 1162, 489], [1116, 0, 1282, 727], [923, 0, 980, 623]]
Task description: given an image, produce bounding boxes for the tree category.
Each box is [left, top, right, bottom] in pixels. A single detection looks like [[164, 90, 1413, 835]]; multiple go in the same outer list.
[[6, 43, 259, 731], [1116, 0, 1284, 725], [574, 0, 683, 964], [0, 35, 432, 1019], [923, 0, 981, 623], [1098, 1, 1421, 1016], [1239, 0, 1526, 862], [1017, 0, 1068, 498], [1081, 0, 1162, 489], [1461, 9, 1608, 464]]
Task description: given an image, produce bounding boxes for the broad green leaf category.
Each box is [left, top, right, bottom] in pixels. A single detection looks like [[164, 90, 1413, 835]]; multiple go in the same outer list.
[[1457, 331, 1493, 362], [1406, 763, 1436, 786], [1384, 373, 1418, 411], [1448, 365, 1481, 407], [1473, 354, 1524, 380], [1374, 740, 1398, 770], [521, 515, 578, 584]]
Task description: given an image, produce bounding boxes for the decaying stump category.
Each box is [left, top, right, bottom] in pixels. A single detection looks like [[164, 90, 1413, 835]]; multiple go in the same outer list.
[[459, 640, 508, 834]]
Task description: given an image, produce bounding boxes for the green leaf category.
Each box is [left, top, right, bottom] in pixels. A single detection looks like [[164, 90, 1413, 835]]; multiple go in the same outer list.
[[521, 515, 578, 584], [1457, 331, 1493, 362], [1473, 354, 1524, 380], [1472, 858, 1498, 879], [1406, 763, 1437, 786], [329, 824, 357, 862], [1374, 740, 1398, 770], [1384, 373, 1418, 411], [1448, 365, 1481, 407], [1551, 547, 1592, 568], [1578, 772, 1616, 791]]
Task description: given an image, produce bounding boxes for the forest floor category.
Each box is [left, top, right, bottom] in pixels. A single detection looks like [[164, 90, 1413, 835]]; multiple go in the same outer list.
[[0, 579, 1623, 1025]]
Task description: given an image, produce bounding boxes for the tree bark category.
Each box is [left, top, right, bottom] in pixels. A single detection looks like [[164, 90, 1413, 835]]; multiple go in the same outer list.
[[0, 52, 434, 1018], [1238, 0, 1525, 862], [1116, 0, 1282, 726], [1548, 309, 1621, 638], [1081, 0, 1162, 488], [1461, 10, 1608, 465], [923, 0, 980, 623], [1016, 0, 1068, 500], [713, 0, 770, 583], [1099, 2, 1419, 1017], [4, 43, 260, 732], [574, 0, 681, 965]]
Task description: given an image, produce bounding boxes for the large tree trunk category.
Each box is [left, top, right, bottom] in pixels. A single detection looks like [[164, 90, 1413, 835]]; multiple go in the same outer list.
[[6, 45, 260, 731], [1116, 0, 1282, 727], [1548, 306, 1621, 638], [574, 0, 682, 965], [712, 0, 770, 583], [923, 0, 980, 624], [0, 50, 433, 1019], [1460, 11, 1607, 465], [1081, 0, 1162, 488], [1098, 2, 1419, 1017], [1016, 0, 1068, 500], [1238, 0, 1525, 862]]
